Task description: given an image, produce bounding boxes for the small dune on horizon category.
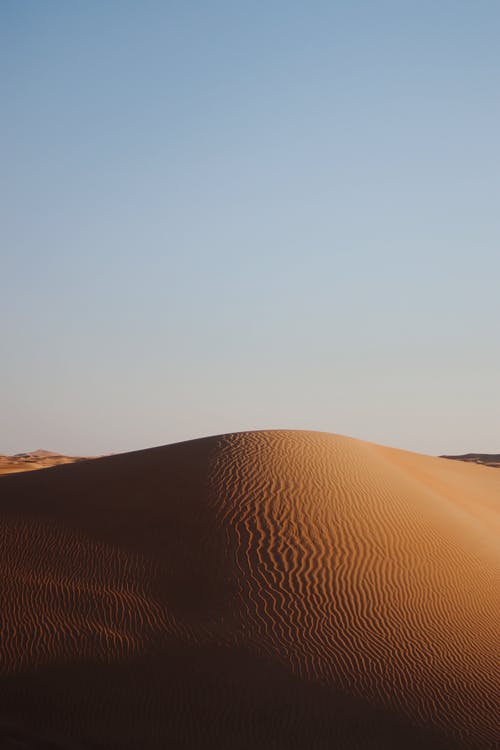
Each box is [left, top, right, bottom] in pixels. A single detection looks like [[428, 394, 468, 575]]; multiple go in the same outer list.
[[0, 450, 90, 476], [441, 452, 500, 469], [0, 430, 498, 749]]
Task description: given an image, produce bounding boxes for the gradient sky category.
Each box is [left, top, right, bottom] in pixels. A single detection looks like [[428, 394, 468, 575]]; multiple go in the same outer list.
[[2, 1, 499, 456]]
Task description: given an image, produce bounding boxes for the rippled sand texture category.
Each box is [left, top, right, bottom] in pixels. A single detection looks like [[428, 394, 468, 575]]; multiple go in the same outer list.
[[0, 431, 498, 749]]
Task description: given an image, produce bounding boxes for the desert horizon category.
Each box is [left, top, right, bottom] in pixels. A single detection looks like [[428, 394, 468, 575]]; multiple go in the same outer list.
[[1, 430, 500, 476]]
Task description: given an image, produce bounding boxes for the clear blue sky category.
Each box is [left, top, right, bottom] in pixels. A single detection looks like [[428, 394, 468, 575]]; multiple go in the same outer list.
[[2, 1, 499, 456]]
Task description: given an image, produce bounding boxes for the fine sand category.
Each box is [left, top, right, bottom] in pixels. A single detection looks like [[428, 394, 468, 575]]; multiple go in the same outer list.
[[0, 430, 498, 749]]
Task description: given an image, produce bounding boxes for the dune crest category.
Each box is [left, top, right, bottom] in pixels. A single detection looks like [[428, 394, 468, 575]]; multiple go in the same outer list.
[[0, 430, 498, 749]]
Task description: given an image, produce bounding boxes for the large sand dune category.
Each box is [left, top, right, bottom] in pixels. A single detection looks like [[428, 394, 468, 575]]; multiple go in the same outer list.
[[0, 430, 498, 749]]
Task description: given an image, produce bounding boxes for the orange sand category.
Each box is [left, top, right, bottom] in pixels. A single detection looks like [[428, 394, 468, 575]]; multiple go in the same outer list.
[[0, 430, 498, 748]]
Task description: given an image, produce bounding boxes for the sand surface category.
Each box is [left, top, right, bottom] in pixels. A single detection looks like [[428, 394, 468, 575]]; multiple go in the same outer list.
[[0, 430, 498, 749]]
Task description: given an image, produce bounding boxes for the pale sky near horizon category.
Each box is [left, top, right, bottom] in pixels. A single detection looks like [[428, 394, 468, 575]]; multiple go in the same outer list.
[[2, 1, 499, 457]]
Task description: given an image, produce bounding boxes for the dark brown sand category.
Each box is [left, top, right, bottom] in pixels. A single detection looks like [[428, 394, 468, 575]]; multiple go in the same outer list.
[[0, 431, 498, 749]]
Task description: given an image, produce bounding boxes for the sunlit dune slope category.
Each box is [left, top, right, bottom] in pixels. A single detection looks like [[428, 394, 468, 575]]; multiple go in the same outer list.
[[0, 430, 498, 749]]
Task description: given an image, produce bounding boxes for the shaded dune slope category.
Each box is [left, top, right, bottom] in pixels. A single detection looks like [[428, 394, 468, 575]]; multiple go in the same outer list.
[[0, 431, 498, 749]]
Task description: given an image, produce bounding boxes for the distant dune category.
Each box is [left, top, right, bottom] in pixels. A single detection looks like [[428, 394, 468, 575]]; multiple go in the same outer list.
[[0, 430, 498, 749], [441, 452, 500, 468], [0, 450, 90, 475]]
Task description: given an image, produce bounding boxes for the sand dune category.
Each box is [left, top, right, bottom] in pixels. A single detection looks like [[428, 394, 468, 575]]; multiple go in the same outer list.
[[0, 450, 90, 475], [441, 452, 500, 469], [0, 430, 498, 749]]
